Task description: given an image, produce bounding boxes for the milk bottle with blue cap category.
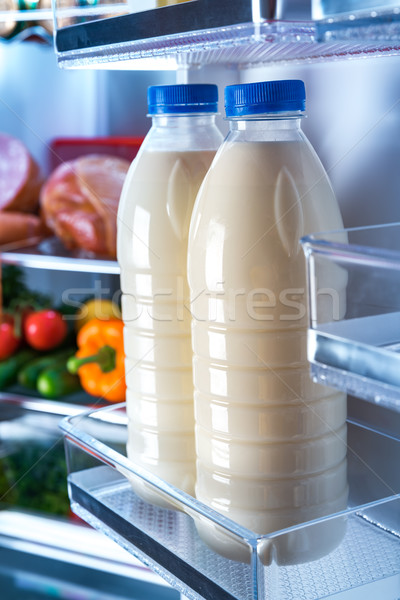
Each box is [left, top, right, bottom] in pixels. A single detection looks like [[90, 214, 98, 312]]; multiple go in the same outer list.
[[117, 84, 223, 506], [188, 80, 348, 563]]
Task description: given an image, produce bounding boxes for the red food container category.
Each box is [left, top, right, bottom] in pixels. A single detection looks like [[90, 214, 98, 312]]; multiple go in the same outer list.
[[48, 136, 144, 173]]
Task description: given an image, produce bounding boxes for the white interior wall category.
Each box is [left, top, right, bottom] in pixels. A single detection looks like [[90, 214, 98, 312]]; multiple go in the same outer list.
[[98, 68, 176, 138], [0, 44, 176, 172], [0, 43, 100, 175], [239, 56, 400, 229], [182, 55, 400, 230]]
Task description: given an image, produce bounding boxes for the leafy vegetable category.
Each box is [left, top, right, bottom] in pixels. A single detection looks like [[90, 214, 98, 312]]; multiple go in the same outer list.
[[0, 439, 70, 517], [1, 265, 51, 311]]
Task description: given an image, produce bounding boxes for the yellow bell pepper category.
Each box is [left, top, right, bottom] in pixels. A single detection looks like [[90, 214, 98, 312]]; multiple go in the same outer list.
[[75, 299, 121, 331]]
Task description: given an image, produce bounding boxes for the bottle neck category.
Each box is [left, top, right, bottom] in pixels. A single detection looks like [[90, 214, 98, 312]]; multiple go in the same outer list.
[[144, 112, 223, 152], [150, 113, 218, 128], [227, 113, 304, 142]]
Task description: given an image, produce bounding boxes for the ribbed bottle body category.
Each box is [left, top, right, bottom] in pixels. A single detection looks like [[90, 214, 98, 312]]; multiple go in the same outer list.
[[188, 122, 348, 562], [118, 105, 223, 506]]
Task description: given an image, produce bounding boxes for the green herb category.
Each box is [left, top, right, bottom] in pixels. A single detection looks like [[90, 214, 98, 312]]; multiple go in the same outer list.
[[2, 265, 51, 311], [0, 439, 70, 516]]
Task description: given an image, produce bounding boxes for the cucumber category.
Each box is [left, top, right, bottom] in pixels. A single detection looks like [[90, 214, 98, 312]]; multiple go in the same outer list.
[[37, 363, 82, 399], [18, 349, 75, 390], [0, 350, 38, 390]]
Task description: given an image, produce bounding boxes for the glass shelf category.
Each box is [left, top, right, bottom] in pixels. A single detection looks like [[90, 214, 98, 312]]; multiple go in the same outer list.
[[301, 222, 400, 411], [0, 237, 120, 274], [313, 2, 400, 42], [52, 0, 400, 69], [60, 403, 400, 600], [0, 390, 110, 418], [0, 8, 53, 23], [0, 510, 170, 586], [0, 8, 54, 44]]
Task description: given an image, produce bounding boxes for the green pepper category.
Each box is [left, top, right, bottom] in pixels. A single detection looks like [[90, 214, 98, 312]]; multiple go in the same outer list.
[[0, 350, 38, 389], [37, 362, 82, 399], [18, 349, 75, 390]]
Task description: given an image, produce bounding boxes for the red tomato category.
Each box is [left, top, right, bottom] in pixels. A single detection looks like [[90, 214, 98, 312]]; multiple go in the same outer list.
[[0, 314, 20, 360], [24, 309, 67, 351]]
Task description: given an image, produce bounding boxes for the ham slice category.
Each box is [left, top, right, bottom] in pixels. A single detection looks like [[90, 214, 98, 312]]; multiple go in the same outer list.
[[40, 154, 130, 258], [0, 133, 42, 213]]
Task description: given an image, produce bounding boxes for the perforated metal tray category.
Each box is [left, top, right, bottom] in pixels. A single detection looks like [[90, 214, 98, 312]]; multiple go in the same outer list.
[[60, 404, 400, 600]]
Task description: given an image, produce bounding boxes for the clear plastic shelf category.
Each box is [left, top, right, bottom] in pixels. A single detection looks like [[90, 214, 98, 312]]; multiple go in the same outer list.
[[0, 237, 120, 274], [301, 221, 400, 410], [0, 390, 107, 418], [312, 1, 400, 42], [53, 0, 400, 69], [60, 403, 400, 600]]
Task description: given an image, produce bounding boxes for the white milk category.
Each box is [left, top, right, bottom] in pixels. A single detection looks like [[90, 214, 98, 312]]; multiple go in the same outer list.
[[188, 128, 348, 563], [118, 147, 218, 506]]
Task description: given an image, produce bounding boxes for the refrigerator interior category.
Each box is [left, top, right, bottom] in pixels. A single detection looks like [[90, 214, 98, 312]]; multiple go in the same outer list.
[[2, 46, 400, 303], [2, 42, 400, 231], [1, 11, 400, 598]]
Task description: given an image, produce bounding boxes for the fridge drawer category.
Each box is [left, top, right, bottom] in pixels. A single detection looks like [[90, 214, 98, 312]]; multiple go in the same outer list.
[[60, 403, 400, 600], [301, 221, 400, 411]]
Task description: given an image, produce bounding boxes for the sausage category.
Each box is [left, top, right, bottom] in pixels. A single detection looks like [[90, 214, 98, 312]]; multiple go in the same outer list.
[[0, 211, 49, 248]]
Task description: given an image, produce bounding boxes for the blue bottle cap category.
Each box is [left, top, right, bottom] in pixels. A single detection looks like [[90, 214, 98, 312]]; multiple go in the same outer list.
[[224, 80, 306, 117], [148, 84, 218, 114]]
